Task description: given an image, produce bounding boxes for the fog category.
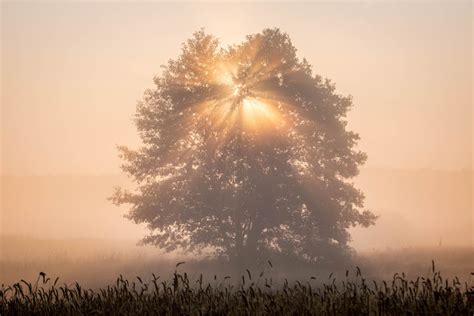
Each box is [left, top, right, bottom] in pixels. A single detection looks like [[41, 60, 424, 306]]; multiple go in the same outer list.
[[1, 169, 472, 248], [1, 2, 472, 287], [1, 168, 471, 286]]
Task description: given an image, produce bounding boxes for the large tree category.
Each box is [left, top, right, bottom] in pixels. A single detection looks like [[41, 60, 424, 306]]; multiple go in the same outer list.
[[112, 29, 376, 264]]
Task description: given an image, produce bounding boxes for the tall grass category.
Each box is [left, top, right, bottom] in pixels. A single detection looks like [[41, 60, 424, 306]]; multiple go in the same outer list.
[[1, 261, 472, 315]]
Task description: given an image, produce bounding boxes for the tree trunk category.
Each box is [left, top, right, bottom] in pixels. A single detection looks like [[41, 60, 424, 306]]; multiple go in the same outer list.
[[244, 217, 263, 260]]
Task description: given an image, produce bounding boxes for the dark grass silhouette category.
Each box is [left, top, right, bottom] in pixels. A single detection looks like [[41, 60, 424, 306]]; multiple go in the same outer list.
[[1, 262, 473, 315]]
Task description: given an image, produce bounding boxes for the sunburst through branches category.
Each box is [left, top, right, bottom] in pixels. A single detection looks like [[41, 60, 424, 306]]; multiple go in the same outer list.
[[113, 28, 375, 264]]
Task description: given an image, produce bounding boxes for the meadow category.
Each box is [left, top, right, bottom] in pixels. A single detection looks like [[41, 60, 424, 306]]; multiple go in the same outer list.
[[1, 260, 472, 315], [1, 170, 472, 314], [1, 236, 473, 315]]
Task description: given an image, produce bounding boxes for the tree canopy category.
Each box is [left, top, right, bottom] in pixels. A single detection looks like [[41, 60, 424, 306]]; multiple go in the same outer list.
[[112, 28, 376, 264]]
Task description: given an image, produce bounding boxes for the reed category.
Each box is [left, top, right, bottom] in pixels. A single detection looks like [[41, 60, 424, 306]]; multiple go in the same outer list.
[[1, 262, 472, 315]]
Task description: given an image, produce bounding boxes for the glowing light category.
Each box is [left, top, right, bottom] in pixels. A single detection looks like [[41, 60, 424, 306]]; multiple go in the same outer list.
[[214, 63, 236, 86], [217, 71, 234, 86], [242, 98, 269, 115], [241, 98, 280, 130], [207, 61, 286, 135], [233, 84, 241, 96]]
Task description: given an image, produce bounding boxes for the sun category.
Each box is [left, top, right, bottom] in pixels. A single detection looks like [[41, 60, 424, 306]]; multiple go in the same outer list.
[[232, 84, 241, 97], [241, 97, 279, 128], [212, 68, 283, 132]]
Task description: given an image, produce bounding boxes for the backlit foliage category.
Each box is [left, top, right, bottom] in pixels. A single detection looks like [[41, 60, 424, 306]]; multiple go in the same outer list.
[[112, 28, 376, 263]]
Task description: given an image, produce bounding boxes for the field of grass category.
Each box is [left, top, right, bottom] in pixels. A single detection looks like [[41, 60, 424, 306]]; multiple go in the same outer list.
[[1, 236, 473, 286], [1, 236, 473, 314], [1, 261, 473, 315]]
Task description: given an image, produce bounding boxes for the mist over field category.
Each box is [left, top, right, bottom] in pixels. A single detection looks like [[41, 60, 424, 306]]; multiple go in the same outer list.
[[1, 169, 472, 247], [0, 2, 472, 313], [1, 168, 472, 287]]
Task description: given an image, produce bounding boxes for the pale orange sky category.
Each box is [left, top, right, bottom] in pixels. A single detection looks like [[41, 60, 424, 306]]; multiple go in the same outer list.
[[1, 2, 472, 175]]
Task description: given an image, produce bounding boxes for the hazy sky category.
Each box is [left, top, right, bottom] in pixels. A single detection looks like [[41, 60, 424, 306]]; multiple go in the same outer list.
[[2, 2, 472, 175]]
